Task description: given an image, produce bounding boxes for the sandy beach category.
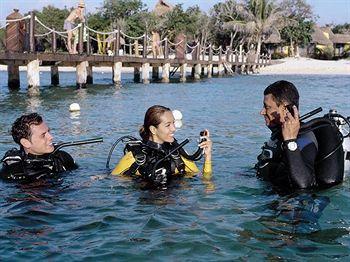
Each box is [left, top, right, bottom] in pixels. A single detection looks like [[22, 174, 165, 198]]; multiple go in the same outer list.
[[259, 57, 350, 75], [0, 57, 349, 75]]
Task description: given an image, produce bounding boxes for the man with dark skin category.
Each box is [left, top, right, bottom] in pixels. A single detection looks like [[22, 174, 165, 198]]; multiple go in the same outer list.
[[0, 113, 77, 181], [256, 80, 319, 193]]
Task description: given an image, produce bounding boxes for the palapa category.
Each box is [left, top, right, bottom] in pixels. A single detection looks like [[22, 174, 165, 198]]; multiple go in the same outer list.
[[154, 0, 173, 17], [311, 25, 333, 46]]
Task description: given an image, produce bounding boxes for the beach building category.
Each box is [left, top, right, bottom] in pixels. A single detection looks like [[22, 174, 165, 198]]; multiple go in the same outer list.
[[154, 0, 173, 17], [309, 25, 350, 58], [331, 33, 350, 57], [263, 32, 283, 55], [263, 25, 350, 59], [263, 31, 303, 58]]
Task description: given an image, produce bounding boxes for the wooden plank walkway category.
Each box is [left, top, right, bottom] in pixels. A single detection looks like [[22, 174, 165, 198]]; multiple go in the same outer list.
[[1, 11, 271, 88]]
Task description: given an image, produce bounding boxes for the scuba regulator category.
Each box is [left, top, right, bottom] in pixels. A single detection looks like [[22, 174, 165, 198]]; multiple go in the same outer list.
[[175, 130, 207, 162]]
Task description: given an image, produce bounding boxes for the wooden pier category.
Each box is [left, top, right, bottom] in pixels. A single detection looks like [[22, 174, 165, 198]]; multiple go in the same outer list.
[[1, 11, 271, 89]]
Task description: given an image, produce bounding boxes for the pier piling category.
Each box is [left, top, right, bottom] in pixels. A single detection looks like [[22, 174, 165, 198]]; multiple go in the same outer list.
[[87, 65, 93, 84], [113, 62, 122, 85], [207, 64, 213, 78], [142, 63, 150, 84], [1, 11, 270, 88], [51, 66, 59, 86], [162, 63, 170, 83], [27, 59, 40, 88], [134, 67, 141, 83], [218, 64, 225, 76], [8, 64, 20, 88], [152, 66, 159, 79], [194, 64, 201, 79], [76, 61, 87, 88], [180, 64, 187, 82]]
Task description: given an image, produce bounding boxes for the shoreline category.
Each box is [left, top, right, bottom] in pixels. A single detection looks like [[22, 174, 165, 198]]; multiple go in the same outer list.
[[259, 57, 350, 75], [1, 57, 349, 75]]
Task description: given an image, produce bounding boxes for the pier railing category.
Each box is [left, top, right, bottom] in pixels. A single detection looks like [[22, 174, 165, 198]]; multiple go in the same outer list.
[[1, 11, 271, 88], [2, 12, 270, 64]]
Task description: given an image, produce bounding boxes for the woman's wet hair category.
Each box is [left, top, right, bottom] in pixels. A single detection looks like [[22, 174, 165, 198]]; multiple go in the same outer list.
[[264, 80, 299, 108], [11, 113, 43, 144], [139, 105, 171, 141]]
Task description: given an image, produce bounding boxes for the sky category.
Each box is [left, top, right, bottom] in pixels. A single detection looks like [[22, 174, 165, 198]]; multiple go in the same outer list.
[[0, 0, 349, 26]]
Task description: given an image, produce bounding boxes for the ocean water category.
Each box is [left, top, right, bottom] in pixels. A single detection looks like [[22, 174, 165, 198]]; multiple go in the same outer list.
[[0, 71, 350, 261]]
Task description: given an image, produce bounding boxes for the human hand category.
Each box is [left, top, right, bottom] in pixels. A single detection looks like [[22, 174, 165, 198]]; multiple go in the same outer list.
[[281, 105, 300, 141], [199, 129, 212, 161]]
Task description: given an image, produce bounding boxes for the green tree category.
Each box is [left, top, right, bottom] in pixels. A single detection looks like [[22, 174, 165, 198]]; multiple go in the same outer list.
[[157, 4, 205, 43], [280, 0, 315, 56], [210, 0, 247, 49], [185, 6, 211, 45], [100, 0, 146, 37], [29, 6, 70, 51], [87, 12, 109, 32], [35, 5, 70, 32], [333, 23, 350, 34], [222, 0, 286, 60], [161, 4, 193, 40]]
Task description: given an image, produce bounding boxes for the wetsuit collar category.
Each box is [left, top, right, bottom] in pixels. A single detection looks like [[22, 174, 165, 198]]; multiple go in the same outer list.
[[145, 140, 164, 151], [22, 147, 51, 160], [26, 153, 50, 159]]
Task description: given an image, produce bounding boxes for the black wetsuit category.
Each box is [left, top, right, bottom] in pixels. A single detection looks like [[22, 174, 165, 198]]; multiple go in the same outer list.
[[256, 130, 318, 193], [125, 140, 186, 186], [0, 148, 78, 182]]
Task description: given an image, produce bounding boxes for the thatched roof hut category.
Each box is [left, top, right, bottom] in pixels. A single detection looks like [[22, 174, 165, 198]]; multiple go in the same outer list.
[[311, 25, 350, 45], [154, 0, 173, 17], [320, 27, 335, 40], [311, 25, 333, 45], [332, 34, 350, 44]]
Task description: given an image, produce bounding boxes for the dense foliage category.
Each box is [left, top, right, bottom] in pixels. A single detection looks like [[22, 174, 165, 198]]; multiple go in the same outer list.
[[333, 23, 350, 34], [0, 0, 347, 58], [280, 0, 315, 56]]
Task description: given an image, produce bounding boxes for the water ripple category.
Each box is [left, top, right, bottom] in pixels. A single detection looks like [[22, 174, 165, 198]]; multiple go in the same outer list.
[[0, 73, 350, 260]]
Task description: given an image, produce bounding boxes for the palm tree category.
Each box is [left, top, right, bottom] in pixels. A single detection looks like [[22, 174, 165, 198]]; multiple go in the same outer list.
[[222, 0, 286, 61]]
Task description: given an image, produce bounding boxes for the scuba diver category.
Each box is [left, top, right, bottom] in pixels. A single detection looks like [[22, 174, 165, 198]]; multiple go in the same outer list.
[[256, 80, 348, 194], [108, 105, 212, 188], [0, 113, 78, 182]]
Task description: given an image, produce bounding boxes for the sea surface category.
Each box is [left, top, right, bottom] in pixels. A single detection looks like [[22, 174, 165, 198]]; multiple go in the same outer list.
[[0, 71, 350, 261]]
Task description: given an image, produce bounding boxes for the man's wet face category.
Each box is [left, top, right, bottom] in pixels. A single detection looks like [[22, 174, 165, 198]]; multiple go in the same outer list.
[[22, 121, 54, 155], [260, 94, 285, 128]]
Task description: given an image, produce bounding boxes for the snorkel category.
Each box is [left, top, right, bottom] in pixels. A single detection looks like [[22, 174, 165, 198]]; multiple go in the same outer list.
[[51, 137, 103, 155]]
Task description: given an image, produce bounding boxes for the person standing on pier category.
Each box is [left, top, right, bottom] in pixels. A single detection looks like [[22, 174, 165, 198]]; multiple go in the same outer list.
[[151, 31, 162, 58], [0, 113, 77, 182], [64, 1, 85, 54]]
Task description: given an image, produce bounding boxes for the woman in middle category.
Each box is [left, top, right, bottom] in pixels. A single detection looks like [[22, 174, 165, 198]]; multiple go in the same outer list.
[[111, 105, 212, 187]]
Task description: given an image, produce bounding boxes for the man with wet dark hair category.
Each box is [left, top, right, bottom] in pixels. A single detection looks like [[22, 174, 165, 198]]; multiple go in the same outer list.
[[0, 113, 77, 181], [263, 80, 300, 109], [11, 112, 43, 145], [256, 80, 319, 193]]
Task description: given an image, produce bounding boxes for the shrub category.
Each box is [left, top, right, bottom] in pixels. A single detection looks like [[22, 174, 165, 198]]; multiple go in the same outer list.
[[314, 46, 334, 60], [271, 52, 288, 59]]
